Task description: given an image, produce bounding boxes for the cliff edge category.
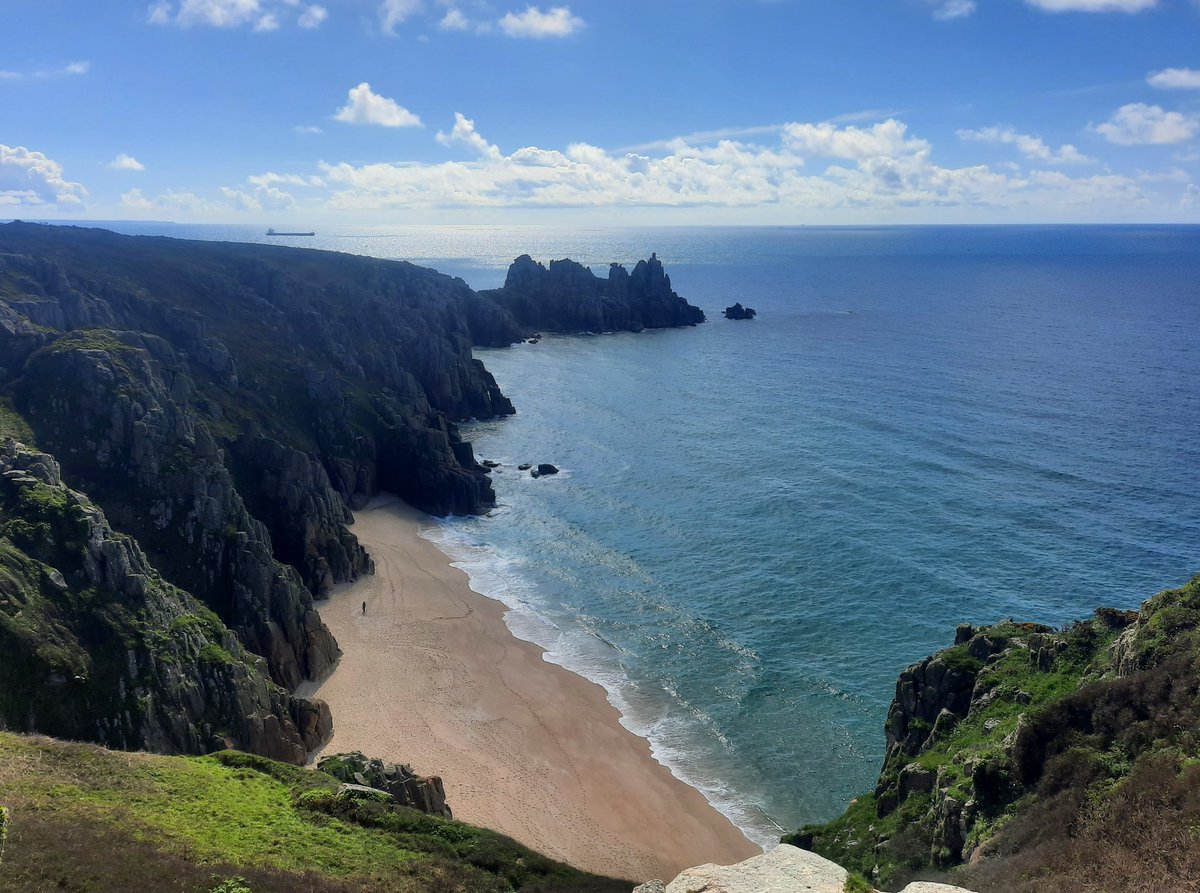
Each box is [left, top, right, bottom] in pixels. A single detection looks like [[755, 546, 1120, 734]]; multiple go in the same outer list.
[[790, 575, 1200, 893]]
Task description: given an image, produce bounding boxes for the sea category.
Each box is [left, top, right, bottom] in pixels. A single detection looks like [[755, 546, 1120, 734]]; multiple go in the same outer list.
[[70, 221, 1200, 846]]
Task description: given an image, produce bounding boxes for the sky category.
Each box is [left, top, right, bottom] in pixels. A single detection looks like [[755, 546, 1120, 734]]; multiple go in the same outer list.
[[3, 0, 1200, 224]]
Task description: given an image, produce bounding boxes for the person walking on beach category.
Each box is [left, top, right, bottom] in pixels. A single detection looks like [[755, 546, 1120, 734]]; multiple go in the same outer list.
[[362, 600, 366, 615]]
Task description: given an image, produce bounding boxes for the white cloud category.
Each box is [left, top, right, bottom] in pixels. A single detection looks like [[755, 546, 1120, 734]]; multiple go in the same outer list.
[[932, 0, 977, 19], [122, 183, 294, 215], [1024, 0, 1156, 10], [334, 82, 422, 128], [0, 144, 87, 207], [298, 4, 327, 28], [294, 124, 324, 134], [379, 0, 423, 33], [957, 126, 1094, 163], [149, 0, 323, 29], [221, 184, 296, 210], [248, 171, 325, 187], [108, 153, 146, 171], [438, 8, 470, 29], [0, 60, 90, 80], [436, 112, 502, 158], [310, 113, 1144, 218], [1093, 103, 1199, 145], [783, 119, 930, 160], [498, 5, 583, 38], [121, 187, 225, 214], [1147, 68, 1200, 90]]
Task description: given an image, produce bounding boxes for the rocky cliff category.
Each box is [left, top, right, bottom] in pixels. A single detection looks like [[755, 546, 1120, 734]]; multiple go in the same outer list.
[[790, 576, 1200, 893], [0, 221, 529, 761], [482, 253, 705, 334], [0, 440, 329, 763]]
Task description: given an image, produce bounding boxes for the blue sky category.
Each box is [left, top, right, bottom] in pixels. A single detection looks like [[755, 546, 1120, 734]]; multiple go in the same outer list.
[[3, 0, 1200, 223]]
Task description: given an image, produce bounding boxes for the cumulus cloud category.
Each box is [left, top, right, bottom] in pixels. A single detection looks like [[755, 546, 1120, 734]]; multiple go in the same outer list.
[[1024, 0, 1156, 10], [379, 0, 423, 33], [932, 0, 977, 19], [498, 5, 583, 38], [334, 82, 422, 128], [221, 184, 296, 210], [123, 183, 295, 215], [108, 153, 146, 171], [121, 187, 228, 214], [1147, 68, 1200, 90], [957, 126, 1093, 163], [148, 0, 327, 30], [248, 171, 325, 187], [1093, 103, 1199, 145], [0, 144, 87, 207], [298, 4, 327, 28], [438, 8, 470, 29], [436, 112, 502, 158], [310, 113, 1143, 217]]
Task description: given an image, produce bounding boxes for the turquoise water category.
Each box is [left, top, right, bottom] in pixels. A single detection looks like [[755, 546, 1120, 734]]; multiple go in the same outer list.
[[93, 222, 1200, 844]]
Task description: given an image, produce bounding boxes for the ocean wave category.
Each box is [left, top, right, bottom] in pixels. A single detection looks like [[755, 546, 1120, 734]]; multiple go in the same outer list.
[[417, 517, 786, 848]]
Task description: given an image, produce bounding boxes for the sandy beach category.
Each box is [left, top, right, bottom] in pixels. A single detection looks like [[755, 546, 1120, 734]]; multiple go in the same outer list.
[[298, 495, 760, 882]]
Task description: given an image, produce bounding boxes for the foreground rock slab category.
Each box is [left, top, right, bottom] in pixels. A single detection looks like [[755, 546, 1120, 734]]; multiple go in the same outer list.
[[633, 845, 976, 893]]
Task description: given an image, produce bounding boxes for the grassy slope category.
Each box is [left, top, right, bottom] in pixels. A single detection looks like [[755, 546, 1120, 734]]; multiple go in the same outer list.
[[0, 733, 628, 893]]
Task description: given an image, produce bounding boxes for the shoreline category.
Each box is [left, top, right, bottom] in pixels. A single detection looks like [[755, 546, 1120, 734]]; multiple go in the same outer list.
[[299, 494, 760, 881]]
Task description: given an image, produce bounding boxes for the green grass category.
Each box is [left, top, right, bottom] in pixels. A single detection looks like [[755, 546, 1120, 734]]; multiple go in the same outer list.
[[0, 733, 628, 893], [0, 399, 34, 445], [844, 873, 874, 893]]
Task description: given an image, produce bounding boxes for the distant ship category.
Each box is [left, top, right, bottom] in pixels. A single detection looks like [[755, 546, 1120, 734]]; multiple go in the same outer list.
[[266, 228, 315, 236]]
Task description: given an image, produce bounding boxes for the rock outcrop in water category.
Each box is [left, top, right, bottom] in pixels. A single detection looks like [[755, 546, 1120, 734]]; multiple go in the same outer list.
[[482, 253, 705, 333], [723, 302, 756, 320]]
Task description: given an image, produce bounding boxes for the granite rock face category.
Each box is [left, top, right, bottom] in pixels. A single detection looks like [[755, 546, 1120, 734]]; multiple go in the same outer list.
[[318, 751, 452, 818], [0, 440, 329, 764], [13, 333, 340, 691], [632, 845, 977, 893], [0, 222, 511, 519], [483, 253, 705, 334], [0, 221, 530, 764]]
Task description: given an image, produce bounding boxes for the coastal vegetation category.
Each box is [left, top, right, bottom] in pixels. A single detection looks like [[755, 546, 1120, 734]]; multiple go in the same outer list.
[[792, 576, 1200, 892], [0, 732, 627, 893]]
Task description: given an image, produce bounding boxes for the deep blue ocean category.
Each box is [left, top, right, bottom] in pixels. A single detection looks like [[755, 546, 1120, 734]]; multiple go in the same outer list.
[[81, 222, 1200, 845]]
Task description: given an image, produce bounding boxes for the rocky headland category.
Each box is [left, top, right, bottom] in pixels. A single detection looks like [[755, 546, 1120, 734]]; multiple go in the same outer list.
[[0, 222, 708, 767], [481, 252, 705, 334]]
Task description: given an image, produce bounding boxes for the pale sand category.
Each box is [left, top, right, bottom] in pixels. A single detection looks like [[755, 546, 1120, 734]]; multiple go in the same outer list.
[[298, 494, 760, 882]]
